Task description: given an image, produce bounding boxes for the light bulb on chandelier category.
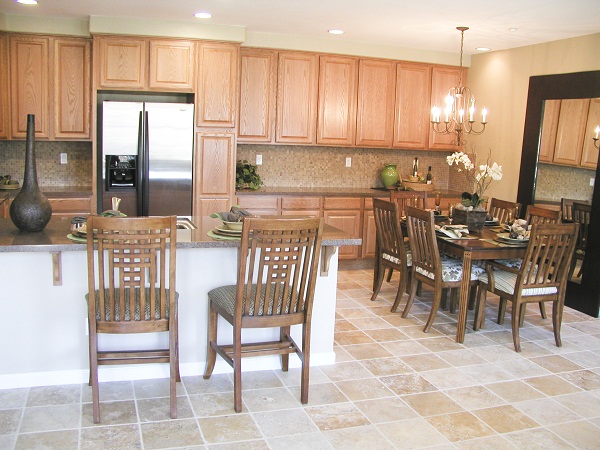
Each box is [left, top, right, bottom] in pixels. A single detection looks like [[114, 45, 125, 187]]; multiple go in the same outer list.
[[431, 27, 488, 146], [593, 125, 600, 149]]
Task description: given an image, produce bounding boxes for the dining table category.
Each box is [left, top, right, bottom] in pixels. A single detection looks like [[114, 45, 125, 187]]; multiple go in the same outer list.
[[435, 225, 528, 343]]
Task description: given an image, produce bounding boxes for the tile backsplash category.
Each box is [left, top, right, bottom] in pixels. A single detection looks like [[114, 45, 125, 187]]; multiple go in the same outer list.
[[237, 144, 470, 192], [0, 140, 93, 187], [536, 163, 595, 202]]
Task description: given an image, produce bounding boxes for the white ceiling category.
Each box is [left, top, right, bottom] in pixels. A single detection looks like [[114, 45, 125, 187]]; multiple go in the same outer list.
[[2, 0, 600, 54]]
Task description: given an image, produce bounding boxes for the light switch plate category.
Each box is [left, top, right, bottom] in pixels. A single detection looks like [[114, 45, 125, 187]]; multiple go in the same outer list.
[[60, 153, 68, 164], [591, 177, 595, 187], [256, 154, 263, 165], [345, 157, 352, 168]]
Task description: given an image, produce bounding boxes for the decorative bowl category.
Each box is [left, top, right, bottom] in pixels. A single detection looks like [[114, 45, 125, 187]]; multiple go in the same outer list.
[[408, 176, 419, 182], [222, 220, 243, 231]]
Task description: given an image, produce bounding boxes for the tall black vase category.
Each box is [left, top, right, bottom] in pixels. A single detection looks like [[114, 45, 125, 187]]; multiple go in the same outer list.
[[9, 114, 52, 232]]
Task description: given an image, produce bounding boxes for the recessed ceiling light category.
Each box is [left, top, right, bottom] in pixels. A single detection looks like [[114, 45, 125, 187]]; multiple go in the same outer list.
[[476, 47, 491, 52], [16, 0, 38, 4], [509, 27, 518, 32], [328, 29, 344, 35], [194, 12, 212, 19]]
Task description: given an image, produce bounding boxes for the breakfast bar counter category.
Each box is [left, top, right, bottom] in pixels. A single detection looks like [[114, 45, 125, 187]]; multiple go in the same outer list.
[[0, 217, 359, 388]]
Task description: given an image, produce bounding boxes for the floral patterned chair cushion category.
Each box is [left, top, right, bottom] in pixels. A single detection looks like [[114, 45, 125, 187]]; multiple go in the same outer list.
[[415, 257, 484, 282], [382, 249, 412, 267]]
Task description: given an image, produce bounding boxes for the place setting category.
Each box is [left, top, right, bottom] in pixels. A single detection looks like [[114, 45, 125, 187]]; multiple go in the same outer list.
[[493, 218, 530, 246]]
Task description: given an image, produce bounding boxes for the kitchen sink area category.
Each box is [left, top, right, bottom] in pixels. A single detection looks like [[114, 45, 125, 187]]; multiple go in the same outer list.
[[176, 217, 197, 230]]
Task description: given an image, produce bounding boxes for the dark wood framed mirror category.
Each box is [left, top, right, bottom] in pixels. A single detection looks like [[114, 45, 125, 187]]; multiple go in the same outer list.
[[517, 70, 600, 317]]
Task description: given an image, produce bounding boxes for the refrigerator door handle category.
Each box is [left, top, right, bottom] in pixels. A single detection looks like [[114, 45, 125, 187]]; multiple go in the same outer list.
[[142, 111, 150, 216], [136, 111, 145, 216]]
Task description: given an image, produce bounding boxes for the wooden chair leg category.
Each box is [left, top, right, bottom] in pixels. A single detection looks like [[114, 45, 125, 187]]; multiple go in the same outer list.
[[539, 302, 547, 319], [300, 323, 311, 404], [280, 326, 290, 372], [552, 299, 563, 348], [512, 300, 522, 352], [497, 297, 507, 324], [390, 268, 407, 313], [233, 327, 243, 413], [468, 285, 477, 311], [386, 268, 393, 282], [449, 289, 458, 314], [203, 303, 218, 379], [170, 333, 177, 419], [424, 287, 443, 332], [519, 304, 527, 327], [401, 277, 418, 318], [440, 288, 448, 310], [473, 284, 487, 331], [89, 333, 100, 424], [371, 262, 385, 301]]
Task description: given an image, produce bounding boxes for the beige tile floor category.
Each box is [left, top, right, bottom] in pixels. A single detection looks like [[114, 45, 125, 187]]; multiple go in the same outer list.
[[2, 259, 600, 449]]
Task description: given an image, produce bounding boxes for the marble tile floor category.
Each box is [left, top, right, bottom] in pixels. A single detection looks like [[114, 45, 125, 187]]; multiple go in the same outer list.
[[2, 259, 600, 449]]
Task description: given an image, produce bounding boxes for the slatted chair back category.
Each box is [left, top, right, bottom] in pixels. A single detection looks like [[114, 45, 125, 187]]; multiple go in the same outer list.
[[86, 215, 178, 423], [525, 205, 562, 225], [371, 198, 410, 312], [489, 198, 520, 225], [572, 201, 591, 252], [561, 198, 578, 222], [404, 206, 441, 283], [390, 190, 427, 217], [236, 217, 323, 327]]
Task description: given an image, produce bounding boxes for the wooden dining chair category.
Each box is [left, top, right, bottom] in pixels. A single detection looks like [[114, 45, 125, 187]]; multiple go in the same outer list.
[[525, 204, 562, 224], [370, 198, 412, 313], [476, 222, 578, 352], [569, 201, 591, 279], [488, 198, 520, 224], [204, 217, 324, 413], [402, 206, 484, 332], [560, 198, 578, 223], [86, 215, 179, 424], [390, 190, 428, 217]]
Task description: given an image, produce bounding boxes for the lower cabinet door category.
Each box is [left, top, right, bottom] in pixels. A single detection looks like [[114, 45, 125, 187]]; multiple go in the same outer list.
[[324, 209, 361, 259]]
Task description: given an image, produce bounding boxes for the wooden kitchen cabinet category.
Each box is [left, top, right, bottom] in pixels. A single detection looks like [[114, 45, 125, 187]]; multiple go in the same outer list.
[[538, 100, 561, 163], [0, 34, 8, 139], [362, 197, 378, 258], [149, 40, 195, 91], [580, 98, 600, 169], [394, 62, 431, 149], [324, 197, 362, 259], [96, 36, 147, 89], [196, 42, 239, 128], [10, 35, 50, 138], [429, 65, 466, 151], [552, 99, 590, 166], [317, 55, 358, 146], [48, 195, 92, 217], [236, 195, 279, 215], [281, 196, 322, 217], [194, 132, 236, 214], [238, 48, 277, 143], [54, 38, 91, 139], [276, 51, 318, 144], [355, 59, 396, 148]]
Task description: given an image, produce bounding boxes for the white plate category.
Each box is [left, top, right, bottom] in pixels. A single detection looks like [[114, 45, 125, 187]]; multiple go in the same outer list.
[[496, 232, 529, 243]]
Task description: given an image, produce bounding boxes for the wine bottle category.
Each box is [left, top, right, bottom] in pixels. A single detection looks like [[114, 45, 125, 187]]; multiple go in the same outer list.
[[412, 157, 419, 177], [426, 166, 433, 184]]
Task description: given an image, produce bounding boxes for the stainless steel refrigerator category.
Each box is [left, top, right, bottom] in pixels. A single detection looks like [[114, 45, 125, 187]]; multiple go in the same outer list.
[[100, 101, 195, 216]]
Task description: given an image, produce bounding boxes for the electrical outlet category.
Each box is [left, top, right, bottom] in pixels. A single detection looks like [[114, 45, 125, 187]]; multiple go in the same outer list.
[[591, 177, 595, 187], [256, 154, 263, 165], [60, 153, 68, 164], [345, 157, 352, 168]]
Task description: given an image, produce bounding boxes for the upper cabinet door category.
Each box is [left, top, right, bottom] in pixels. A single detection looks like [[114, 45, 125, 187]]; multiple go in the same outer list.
[[238, 48, 277, 142], [0, 35, 8, 139], [54, 38, 91, 140], [553, 99, 589, 166], [317, 55, 358, 146], [538, 100, 561, 163], [355, 59, 395, 148], [149, 40, 195, 91], [580, 98, 600, 169], [197, 43, 239, 128], [276, 51, 318, 144], [393, 62, 431, 149], [429, 65, 466, 151], [10, 35, 50, 138], [96, 37, 147, 89]]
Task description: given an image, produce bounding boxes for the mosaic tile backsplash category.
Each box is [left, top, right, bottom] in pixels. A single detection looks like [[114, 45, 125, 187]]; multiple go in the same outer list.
[[536, 163, 595, 202], [0, 140, 93, 187], [237, 144, 470, 192]]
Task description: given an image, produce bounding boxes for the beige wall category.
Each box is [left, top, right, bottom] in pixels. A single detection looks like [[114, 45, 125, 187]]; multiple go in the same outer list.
[[467, 33, 600, 203]]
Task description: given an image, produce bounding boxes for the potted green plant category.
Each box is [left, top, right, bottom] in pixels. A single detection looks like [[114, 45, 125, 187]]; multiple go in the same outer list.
[[236, 160, 263, 190]]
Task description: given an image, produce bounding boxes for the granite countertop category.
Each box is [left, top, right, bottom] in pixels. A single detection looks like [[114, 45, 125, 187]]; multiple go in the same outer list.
[[0, 216, 360, 252], [236, 186, 462, 197]]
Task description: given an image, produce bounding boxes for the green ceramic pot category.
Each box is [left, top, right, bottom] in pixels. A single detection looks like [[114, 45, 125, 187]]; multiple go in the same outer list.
[[380, 164, 399, 188]]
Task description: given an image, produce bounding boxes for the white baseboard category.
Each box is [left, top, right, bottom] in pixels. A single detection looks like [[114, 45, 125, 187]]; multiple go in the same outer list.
[[0, 352, 336, 389]]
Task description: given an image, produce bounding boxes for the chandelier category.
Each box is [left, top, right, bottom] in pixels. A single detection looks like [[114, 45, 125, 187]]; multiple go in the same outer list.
[[593, 125, 600, 149], [431, 27, 487, 146]]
